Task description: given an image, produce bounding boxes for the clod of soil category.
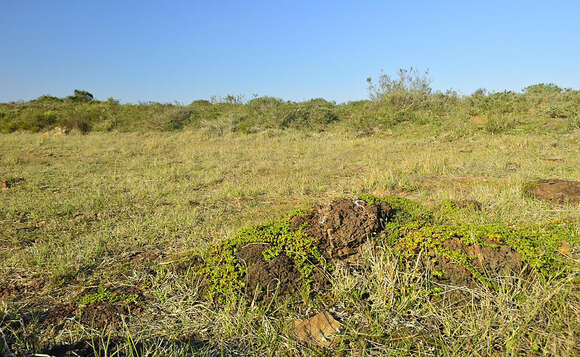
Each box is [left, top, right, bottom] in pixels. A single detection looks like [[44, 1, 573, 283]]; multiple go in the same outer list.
[[223, 198, 392, 301], [0, 275, 45, 299], [1, 177, 24, 189], [291, 198, 392, 261], [293, 311, 343, 347], [524, 179, 580, 203], [424, 238, 523, 285], [235, 242, 302, 299]]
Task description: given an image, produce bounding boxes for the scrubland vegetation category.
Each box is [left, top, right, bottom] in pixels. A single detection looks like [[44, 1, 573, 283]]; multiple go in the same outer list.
[[1, 68, 579, 136], [1, 70, 579, 356]]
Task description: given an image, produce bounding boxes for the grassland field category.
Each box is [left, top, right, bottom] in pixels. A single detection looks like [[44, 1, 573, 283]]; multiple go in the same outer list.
[[1, 107, 579, 355]]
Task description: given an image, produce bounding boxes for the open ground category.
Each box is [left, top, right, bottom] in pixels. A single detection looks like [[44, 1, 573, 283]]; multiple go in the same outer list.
[[1, 121, 579, 355]]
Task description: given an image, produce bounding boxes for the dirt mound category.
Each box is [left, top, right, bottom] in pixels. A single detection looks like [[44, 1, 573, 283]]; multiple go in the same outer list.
[[200, 196, 551, 302], [229, 198, 392, 300], [524, 179, 580, 203], [424, 238, 523, 285], [79, 302, 139, 329], [291, 198, 392, 261], [235, 243, 303, 299]]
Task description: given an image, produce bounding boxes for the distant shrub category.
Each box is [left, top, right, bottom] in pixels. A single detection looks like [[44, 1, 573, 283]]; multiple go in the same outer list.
[[34, 95, 63, 103], [543, 104, 569, 118], [483, 115, 518, 134], [0, 109, 58, 132], [367, 67, 432, 100], [67, 89, 94, 103], [248, 96, 285, 110], [277, 99, 338, 130], [567, 115, 580, 130], [211, 94, 245, 104], [144, 104, 195, 131], [1, 76, 579, 134], [190, 99, 211, 106], [524, 83, 563, 97], [471, 88, 487, 97]]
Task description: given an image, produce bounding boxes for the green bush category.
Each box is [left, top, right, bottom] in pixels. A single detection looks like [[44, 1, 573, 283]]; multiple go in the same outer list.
[[67, 89, 94, 103], [1, 76, 579, 134], [483, 114, 518, 134]]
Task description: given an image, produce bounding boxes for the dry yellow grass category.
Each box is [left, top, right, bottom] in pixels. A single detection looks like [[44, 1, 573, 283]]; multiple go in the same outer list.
[[0, 127, 579, 355]]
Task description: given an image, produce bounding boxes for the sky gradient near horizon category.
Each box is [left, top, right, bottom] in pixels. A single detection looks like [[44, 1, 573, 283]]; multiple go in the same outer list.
[[1, 0, 579, 103]]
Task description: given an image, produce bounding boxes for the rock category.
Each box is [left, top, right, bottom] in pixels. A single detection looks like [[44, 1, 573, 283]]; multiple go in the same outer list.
[[524, 179, 580, 204], [293, 311, 342, 347]]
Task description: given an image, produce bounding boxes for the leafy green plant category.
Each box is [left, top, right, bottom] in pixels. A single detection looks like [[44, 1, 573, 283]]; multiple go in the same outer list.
[[78, 286, 140, 306], [198, 210, 326, 304]]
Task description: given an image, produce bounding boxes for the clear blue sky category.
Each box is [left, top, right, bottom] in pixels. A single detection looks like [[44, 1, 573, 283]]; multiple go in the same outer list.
[[1, 1, 579, 103]]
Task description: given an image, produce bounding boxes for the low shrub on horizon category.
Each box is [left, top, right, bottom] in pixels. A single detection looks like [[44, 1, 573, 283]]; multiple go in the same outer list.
[[1, 74, 579, 135]]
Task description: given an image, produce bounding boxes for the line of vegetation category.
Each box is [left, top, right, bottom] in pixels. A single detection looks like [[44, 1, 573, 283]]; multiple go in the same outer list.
[[1, 68, 579, 135]]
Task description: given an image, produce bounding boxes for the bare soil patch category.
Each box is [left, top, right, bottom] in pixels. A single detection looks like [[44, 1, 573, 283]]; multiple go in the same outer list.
[[424, 238, 523, 285], [524, 179, 580, 203], [0, 275, 45, 299], [231, 198, 392, 300], [235, 242, 303, 299], [45, 338, 102, 357], [42, 286, 146, 330], [291, 198, 392, 261], [1, 177, 24, 189]]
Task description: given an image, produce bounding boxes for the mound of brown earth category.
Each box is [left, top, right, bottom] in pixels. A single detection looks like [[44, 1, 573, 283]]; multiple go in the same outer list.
[[233, 198, 392, 300], [235, 242, 304, 299], [43, 286, 145, 330], [525, 179, 580, 204], [291, 198, 392, 261], [199, 196, 547, 303], [423, 238, 523, 285]]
